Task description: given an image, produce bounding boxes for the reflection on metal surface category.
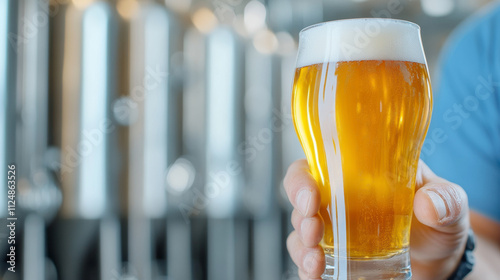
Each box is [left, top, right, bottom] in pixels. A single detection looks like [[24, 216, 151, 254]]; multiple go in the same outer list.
[[143, 7, 170, 218], [79, 2, 112, 218], [206, 27, 243, 218]]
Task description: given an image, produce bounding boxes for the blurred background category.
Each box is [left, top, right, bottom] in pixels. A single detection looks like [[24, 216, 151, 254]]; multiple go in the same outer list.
[[0, 0, 496, 279]]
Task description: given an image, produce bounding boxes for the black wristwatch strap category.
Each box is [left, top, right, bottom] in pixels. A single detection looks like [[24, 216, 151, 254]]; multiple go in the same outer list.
[[447, 229, 475, 280]]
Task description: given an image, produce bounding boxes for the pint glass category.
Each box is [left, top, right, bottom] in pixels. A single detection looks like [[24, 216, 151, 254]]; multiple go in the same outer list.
[[291, 19, 432, 279]]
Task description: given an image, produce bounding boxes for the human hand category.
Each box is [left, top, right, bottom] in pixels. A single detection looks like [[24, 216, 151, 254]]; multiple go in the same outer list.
[[284, 159, 469, 280]]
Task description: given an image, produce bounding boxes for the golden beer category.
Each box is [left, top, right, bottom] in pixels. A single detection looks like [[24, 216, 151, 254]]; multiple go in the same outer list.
[[292, 19, 432, 279], [292, 60, 432, 257]]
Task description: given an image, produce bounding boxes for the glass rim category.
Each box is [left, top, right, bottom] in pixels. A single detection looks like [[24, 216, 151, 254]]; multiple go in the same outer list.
[[299, 18, 421, 35]]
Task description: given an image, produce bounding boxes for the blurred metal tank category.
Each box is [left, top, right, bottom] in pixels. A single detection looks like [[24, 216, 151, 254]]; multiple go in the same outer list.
[[179, 24, 209, 280], [244, 33, 294, 280], [0, 3, 19, 277], [126, 2, 182, 279], [0, 1, 62, 279], [53, 0, 118, 220], [0, 0, 17, 224], [15, 0, 61, 279], [47, 1, 120, 279], [204, 25, 248, 280]]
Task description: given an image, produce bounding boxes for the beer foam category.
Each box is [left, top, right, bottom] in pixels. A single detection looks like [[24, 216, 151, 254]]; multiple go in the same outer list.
[[297, 18, 426, 68]]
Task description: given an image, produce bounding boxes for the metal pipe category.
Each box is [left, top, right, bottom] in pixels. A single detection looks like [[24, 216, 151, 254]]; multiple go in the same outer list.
[[23, 215, 46, 280], [100, 217, 121, 280], [16, 0, 50, 180], [166, 219, 192, 280], [279, 43, 301, 280], [57, 3, 84, 218], [13, 1, 60, 279], [205, 26, 247, 280], [54, 0, 117, 218], [0, 0, 17, 220], [245, 44, 283, 280], [166, 26, 208, 280], [205, 27, 244, 219], [47, 2, 119, 279], [78, 1, 115, 218], [128, 3, 179, 279]]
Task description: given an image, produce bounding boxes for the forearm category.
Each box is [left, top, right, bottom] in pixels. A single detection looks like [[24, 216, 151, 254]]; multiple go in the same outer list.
[[466, 235, 500, 279]]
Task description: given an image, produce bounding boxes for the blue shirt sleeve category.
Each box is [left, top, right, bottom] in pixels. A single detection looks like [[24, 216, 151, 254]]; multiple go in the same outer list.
[[421, 3, 500, 222]]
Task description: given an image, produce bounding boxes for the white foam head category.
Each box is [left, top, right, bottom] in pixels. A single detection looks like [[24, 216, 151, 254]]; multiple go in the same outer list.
[[296, 18, 426, 68]]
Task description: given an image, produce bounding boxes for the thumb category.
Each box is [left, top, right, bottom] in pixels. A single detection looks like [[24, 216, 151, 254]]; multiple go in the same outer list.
[[413, 161, 469, 234], [411, 161, 470, 279], [414, 183, 469, 233]]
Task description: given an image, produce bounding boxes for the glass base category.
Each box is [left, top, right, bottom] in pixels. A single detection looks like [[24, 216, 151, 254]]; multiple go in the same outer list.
[[322, 249, 411, 280]]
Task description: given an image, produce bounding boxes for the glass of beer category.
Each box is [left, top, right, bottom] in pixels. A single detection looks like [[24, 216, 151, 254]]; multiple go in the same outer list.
[[291, 19, 432, 279]]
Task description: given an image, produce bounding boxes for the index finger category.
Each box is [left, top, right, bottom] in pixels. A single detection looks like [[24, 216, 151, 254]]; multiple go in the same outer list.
[[284, 159, 321, 217]]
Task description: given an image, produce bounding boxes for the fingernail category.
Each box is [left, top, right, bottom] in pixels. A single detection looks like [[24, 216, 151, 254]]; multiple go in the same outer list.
[[303, 252, 318, 273], [426, 190, 447, 220], [297, 189, 311, 216]]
